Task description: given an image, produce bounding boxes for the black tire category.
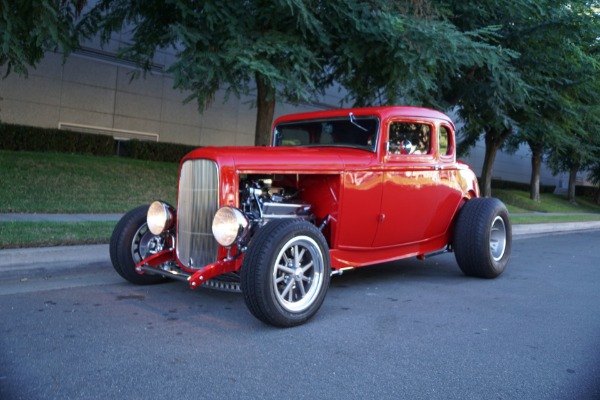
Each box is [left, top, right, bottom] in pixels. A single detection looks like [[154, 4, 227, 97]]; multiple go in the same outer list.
[[109, 205, 165, 285], [241, 219, 331, 327], [453, 198, 512, 278]]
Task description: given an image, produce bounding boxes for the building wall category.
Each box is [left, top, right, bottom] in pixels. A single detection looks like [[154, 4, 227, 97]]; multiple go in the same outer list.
[[0, 50, 337, 147]]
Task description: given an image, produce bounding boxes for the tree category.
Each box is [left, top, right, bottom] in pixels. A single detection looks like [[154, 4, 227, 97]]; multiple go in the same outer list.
[[320, 1, 520, 111], [546, 112, 600, 203], [588, 161, 600, 205], [437, 0, 551, 197], [82, 0, 523, 146], [82, 0, 332, 146], [0, 0, 85, 76], [508, 0, 600, 201], [442, 0, 600, 199]]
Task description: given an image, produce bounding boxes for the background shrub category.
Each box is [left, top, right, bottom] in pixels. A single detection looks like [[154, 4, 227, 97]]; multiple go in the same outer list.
[[117, 139, 197, 163], [491, 178, 555, 194], [0, 122, 196, 162], [0, 123, 115, 155]]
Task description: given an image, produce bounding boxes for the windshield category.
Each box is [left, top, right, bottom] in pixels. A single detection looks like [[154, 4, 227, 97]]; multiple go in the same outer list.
[[273, 116, 379, 152]]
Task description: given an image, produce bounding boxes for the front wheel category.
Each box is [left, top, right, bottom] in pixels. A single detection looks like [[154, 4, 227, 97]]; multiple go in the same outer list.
[[241, 219, 331, 327], [453, 198, 512, 278], [110, 205, 166, 285]]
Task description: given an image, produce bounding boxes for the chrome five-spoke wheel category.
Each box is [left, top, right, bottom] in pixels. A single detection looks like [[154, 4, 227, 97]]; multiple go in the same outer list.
[[272, 236, 326, 313]]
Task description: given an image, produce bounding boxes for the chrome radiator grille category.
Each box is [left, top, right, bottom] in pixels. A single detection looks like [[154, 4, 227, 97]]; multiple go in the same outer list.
[[176, 159, 219, 269]]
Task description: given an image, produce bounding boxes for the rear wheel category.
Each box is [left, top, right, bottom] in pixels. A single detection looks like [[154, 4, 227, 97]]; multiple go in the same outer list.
[[453, 198, 512, 278], [241, 219, 331, 327], [110, 205, 166, 285]]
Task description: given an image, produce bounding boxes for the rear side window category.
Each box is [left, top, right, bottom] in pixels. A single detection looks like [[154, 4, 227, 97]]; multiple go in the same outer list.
[[388, 122, 431, 155], [439, 126, 453, 156]]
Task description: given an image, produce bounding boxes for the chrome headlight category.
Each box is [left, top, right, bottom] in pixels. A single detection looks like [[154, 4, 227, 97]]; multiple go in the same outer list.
[[212, 207, 249, 247], [147, 201, 175, 235]]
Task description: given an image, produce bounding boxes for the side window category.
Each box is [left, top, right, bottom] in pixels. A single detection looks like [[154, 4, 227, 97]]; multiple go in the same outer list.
[[388, 122, 431, 155], [439, 125, 453, 156]]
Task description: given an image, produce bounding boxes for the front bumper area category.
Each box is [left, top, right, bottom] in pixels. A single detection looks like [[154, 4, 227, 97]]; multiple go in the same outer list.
[[135, 249, 242, 290]]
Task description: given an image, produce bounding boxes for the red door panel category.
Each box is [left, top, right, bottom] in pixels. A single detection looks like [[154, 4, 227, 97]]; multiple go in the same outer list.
[[335, 170, 383, 248], [373, 166, 462, 247]]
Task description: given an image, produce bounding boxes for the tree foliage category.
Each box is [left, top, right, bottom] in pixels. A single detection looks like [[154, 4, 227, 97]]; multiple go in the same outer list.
[[0, 0, 84, 76], [436, 0, 542, 196], [437, 0, 600, 198], [324, 2, 521, 110], [507, 0, 600, 201]]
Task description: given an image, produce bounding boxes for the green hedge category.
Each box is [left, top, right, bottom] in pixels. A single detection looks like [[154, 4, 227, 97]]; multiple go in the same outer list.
[[116, 139, 197, 163], [0, 123, 114, 155], [0, 122, 197, 163], [491, 178, 555, 194]]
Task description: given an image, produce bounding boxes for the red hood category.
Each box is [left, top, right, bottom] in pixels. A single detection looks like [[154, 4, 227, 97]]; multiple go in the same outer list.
[[181, 146, 377, 173]]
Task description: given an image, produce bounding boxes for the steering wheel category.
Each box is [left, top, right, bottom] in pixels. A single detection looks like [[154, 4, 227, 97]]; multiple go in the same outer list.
[[400, 139, 413, 154]]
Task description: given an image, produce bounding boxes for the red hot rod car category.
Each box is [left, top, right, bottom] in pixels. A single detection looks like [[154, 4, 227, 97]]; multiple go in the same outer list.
[[111, 106, 511, 327]]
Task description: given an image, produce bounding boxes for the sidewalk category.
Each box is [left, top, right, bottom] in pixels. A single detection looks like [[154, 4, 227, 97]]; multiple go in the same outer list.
[[1, 214, 600, 273]]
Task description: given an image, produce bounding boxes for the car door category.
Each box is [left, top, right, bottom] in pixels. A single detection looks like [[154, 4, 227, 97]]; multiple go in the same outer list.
[[372, 120, 461, 247], [335, 168, 384, 249]]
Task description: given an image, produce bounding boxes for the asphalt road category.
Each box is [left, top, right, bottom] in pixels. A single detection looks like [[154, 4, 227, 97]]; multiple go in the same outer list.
[[1, 231, 599, 400]]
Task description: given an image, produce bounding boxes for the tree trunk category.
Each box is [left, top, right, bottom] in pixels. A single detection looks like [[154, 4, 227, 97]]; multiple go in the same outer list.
[[568, 162, 580, 203], [529, 141, 543, 201], [480, 144, 498, 198], [254, 73, 276, 146], [480, 127, 512, 197]]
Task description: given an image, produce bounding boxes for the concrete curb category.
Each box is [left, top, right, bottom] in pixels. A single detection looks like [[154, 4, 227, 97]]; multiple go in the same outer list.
[[0, 245, 111, 283], [512, 220, 600, 237]]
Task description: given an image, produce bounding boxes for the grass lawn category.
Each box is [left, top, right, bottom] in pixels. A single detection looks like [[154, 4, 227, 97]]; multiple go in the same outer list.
[[494, 189, 600, 214], [0, 221, 115, 249], [0, 150, 599, 248], [494, 188, 600, 224], [0, 150, 177, 213], [1, 150, 178, 248]]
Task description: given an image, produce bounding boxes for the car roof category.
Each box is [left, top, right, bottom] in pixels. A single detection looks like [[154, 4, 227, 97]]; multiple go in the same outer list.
[[273, 106, 454, 126]]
